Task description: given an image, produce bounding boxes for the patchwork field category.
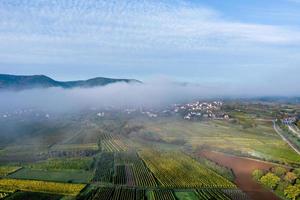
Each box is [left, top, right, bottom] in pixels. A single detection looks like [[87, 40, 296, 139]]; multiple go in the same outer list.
[[0, 102, 298, 199]]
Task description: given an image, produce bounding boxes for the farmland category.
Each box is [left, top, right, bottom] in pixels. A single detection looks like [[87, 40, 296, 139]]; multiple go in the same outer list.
[[139, 150, 235, 188], [0, 178, 85, 195], [77, 186, 247, 200], [100, 134, 129, 152], [8, 168, 93, 183], [27, 157, 94, 171], [0, 101, 299, 199], [4, 191, 62, 200], [141, 117, 300, 165], [77, 187, 144, 200], [92, 152, 114, 183], [114, 152, 157, 187], [0, 166, 21, 177]]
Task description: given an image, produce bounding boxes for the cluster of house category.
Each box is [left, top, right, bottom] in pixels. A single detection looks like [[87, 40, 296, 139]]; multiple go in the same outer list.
[[282, 117, 297, 125], [92, 101, 230, 120], [97, 112, 105, 117], [0, 109, 51, 119], [141, 111, 158, 118], [173, 101, 229, 121]]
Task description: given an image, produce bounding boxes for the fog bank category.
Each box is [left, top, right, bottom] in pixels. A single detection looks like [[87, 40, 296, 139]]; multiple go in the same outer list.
[[0, 79, 299, 112]]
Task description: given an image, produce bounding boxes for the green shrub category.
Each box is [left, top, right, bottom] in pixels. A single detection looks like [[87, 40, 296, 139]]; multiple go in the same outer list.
[[275, 181, 290, 197], [293, 168, 300, 178]]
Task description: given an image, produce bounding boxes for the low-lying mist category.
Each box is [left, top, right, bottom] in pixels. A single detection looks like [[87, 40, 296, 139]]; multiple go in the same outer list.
[[0, 81, 206, 112], [0, 79, 298, 113]]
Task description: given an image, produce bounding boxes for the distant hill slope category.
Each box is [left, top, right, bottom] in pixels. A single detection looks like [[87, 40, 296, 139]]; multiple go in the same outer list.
[[0, 74, 141, 90]]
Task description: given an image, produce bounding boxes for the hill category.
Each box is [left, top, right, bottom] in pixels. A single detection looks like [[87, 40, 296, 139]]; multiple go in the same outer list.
[[0, 74, 141, 90]]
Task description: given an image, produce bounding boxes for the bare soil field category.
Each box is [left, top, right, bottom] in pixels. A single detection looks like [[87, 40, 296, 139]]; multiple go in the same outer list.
[[200, 150, 281, 200]]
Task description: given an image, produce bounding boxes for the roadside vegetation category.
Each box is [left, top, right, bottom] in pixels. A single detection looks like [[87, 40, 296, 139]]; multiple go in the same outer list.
[[252, 166, 300, 200], [195, 156, 235, 181]]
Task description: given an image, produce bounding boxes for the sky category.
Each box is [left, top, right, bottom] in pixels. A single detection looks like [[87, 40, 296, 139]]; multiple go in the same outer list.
[[0, 0, 300, 91]]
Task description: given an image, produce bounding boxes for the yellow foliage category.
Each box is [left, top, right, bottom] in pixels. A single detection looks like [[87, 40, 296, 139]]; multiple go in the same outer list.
[[139, 150, 236, 188], [0, 178, 85, 196], [0, 166, 21, 176]]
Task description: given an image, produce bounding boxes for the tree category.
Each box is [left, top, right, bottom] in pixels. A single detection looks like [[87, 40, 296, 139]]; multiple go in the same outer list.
[[284, 184, 300, 200], [285, 172, 298, 184], [260, 173, 280, 189], [271, 166, 287, 177], [252, 169, 264, 181], [293, 168, 300, 178]]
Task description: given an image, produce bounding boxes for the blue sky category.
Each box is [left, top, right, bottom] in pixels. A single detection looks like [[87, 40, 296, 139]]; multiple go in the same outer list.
[[0, 0, 300, 91]]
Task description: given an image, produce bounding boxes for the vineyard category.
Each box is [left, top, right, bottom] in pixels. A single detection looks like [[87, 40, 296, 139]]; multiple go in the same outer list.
[[76, 186, 248, 200], [0, 178, 85, 196], [27, 157, 94, 171], [77, 186, 147, 200], [196, 189, 231, 200], [92, 152, 114, 182], [51, 144, 99, 152], [222, 189, 251, 200], [151, 190, 176, 200], [114, 165, 127, 185], [0, 113, 261, 200], [0, 140, 246, 199], [100, 134, 129, 152], [114, 152, 157, 187], [139, 150, 236, 188], [4, 191, 63, 200]]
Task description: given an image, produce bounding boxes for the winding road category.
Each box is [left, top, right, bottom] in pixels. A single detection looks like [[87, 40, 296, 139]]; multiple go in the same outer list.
[[272, 120, 300, 155]]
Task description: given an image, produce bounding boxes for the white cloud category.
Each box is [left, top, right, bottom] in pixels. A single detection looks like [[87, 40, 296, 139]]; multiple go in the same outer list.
[[0, 0, 300, 65]]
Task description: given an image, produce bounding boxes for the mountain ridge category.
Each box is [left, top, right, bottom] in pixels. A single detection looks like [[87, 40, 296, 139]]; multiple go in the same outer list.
[[0, 74, 141, 90]]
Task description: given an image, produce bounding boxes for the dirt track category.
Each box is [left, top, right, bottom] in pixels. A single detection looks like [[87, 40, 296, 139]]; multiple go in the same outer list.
[[200, 151, 281, 200]]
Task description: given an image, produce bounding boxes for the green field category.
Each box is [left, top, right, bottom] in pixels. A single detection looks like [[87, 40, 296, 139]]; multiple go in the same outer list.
[[0, 178, 85, 196], [140, 118, 300, 165], [0, 166, 21, 177], [174, 191, 199, 200], [27, 157, 94, 171], [8, 168, 93, 183], [4, 191, 62, 200]]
